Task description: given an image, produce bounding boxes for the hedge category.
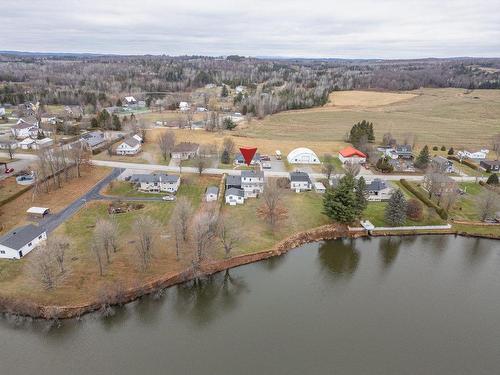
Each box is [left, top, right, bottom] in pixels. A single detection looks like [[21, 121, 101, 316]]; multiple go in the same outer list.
[[399, 179, 448, 220], [0, 185, 32, 207], [447, 155, 480, 171]]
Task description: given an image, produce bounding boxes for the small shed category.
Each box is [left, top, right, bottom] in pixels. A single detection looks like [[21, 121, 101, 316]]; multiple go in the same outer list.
[[26, 207, 50, 218], [314, 182, 326, 193], [206, 186, 219, 202]]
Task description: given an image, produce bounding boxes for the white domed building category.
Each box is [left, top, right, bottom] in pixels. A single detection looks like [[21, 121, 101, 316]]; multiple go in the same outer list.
[[287, 148, 320, 164]]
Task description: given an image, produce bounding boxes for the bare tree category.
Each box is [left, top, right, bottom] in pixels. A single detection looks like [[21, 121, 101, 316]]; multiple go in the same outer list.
[[402, 132, 417, 149], [382, 132, 396, 147], [91, 238, 105, 276], [257, 180, 288, 229], [344, 161, 361, 176], [94, 218, 119, 265], [492, 133, 500, 160], [49, 235, 70, 274], [441, 190, 459, 211], [68, 140, 90, 178], [476, 190, 499, 221], [6, 141, 16, 160], [321, 153, 336, 180], [222, 137, 236, 156], [171, 197, 194, 242], [217, 215, 240, 258], [194, 155, 209, 175], [29, 244, 57, 290], [192, 209, 219, 264], [157, 131, 175, 161], [134, 215, 159, 271]]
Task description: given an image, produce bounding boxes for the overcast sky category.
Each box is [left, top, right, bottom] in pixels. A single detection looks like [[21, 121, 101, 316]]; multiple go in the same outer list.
[[2, 0, 499, 58]]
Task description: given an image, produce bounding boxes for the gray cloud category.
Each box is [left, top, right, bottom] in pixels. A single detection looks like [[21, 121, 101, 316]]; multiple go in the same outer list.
[[1, 0, 499, 58]]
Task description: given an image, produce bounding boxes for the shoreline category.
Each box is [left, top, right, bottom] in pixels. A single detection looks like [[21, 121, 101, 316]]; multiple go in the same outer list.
[[0, 225, 498, 320]]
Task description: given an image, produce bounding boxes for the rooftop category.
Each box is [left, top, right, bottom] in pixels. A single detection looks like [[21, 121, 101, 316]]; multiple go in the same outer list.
[[0, 224, 46, 251], [172, 142, 199, 153], [290, 171, 311, 182], [339, 146, 366, 158], [225, 188, 244, 197]]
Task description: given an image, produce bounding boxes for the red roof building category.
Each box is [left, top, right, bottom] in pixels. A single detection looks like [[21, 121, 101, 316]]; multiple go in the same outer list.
[[338, 146, 367, 164]]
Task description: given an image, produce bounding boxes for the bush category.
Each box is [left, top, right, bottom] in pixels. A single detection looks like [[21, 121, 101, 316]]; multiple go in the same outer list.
[[486, 173, 499, 185], [440, 146, 446, 151], [376, 157, 394, 173], [448, 147, 454, 155], [447, 155, 480, 171], [432, 146, 438, 151], [399, 179, 448, 220], [406, 198, 423, 221]]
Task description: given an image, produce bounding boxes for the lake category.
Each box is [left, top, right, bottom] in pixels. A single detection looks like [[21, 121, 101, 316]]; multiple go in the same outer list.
[[1, 236, 499, 375]]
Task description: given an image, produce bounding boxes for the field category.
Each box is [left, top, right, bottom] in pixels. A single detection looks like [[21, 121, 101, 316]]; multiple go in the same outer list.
[[239, 88, 500, 150]]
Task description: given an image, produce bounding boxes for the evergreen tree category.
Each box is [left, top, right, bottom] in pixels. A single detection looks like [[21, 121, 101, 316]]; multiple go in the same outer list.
[[448, 147, 454, 155], [368, 122, 375, 141], [323, 175, 357, 224], [112, 114, 121, 130], [376, 156, 394, 173], [354, 177, 368, 217], [223, 117, 236, 130], [415, 145, 430, 169], [384, 189, 407, 226], [221, 149, 230, 164], [221, 85, 229, 97], [116, 98, 122, 107], [90, 117, 98, 128], [486, 173, 499, 185]]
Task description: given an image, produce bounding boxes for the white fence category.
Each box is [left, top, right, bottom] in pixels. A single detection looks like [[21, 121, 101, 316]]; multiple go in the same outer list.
[[371, 224, 452, 232]]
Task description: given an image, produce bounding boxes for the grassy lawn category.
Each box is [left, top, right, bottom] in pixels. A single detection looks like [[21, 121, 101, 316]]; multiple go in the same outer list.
[[93, 150, 150, 164], [0, 175, 28, 202], [449, 182, 486, 221], [363, 201, 445, 227], [452, 223, 500, 237]]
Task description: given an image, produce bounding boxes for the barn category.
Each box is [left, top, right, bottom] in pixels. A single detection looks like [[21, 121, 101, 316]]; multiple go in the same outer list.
[[287, 148, 320, 164]]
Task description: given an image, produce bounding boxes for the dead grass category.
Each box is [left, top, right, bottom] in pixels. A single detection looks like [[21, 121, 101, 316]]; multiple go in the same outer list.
[[0, 176, 27, 202], [325, 90, 417, 108], [0, 166, 111, 234]]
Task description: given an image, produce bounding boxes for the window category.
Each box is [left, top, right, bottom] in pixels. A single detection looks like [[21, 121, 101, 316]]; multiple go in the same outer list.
[[28, 242, 32, 247], [38, 235, 42, 239], [0, 250, 5, 254]]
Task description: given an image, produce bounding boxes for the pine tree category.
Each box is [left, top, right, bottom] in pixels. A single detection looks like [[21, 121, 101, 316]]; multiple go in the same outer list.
[[448, 147, 454, 155], [221, 85, 229, 97], [486, 173, 499, 185], [354, 177, 368, 217], [221, 149, 230, 164], [368, 122, 375, 141], [323, 175, 357, 224], [384, 189, 407, 226], [415, 145, 430, 169]]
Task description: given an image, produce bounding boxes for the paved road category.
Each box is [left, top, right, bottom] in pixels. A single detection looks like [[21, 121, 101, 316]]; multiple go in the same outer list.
[[39, 168, 124, 233]]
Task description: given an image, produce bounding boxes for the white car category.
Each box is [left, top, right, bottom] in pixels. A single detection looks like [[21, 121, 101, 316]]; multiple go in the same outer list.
[[162, 195, 176, 201], [262, 162, 271, 169]]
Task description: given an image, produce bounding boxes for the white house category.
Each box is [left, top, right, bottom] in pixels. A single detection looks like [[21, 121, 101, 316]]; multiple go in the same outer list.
[[290, 171, 312, 192], [116, 137, 142, 155], [81, 131, 106, 149], [205, 186, 219, 202], [130, 174, 180, 193], [0, 107, 5, 116], [241, 170, 265, 198], [225, 188, 245, 205], [179, 102, 190, 111], [0, 224, 47, 259], [0, 140, 18, 150], [338, 146, 367, 164], [287, 148, 320, 164], [11, 117, 39, 139], [365, 179, 393, 201], [18, 137, 36, 150], [132, 134, 143, 143], [123, 96, 137, 106], [457, 149, 489, 161]]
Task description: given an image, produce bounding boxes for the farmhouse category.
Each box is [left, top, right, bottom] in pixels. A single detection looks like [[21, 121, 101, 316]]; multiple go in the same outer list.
[[234, 152, 261, 166], [365, 178, 393, 201], [123, 96, 137, 106], [130, 173, 180, 193], [338, 146, 367, 164], [81, 131, 106, 150], [116, 136, 142, 155], [289, 171, 312, 192], [0, 224, 47, 259], [225, 188, 245, 205], [11, 117, 39, 139], [18, 137, 35, 150], [480, 160, 500, 172], [179, 102, 190, 111], [205, 186, 219, 202], [386, 145, 414, 159], [226, 174, 242, 190], [171, 142, 199, 160], [241, 170, 265, 198], [431, 156, 454, 173], [287, 147, 320, 164], [457, 149, 489, 160]]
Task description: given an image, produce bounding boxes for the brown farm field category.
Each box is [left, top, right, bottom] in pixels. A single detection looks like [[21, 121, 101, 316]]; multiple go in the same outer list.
[[240, 88, 500, 150]]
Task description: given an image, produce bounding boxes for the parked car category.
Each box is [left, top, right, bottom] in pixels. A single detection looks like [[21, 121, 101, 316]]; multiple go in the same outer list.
[[162, 195, 176, 201], [260, 154, 271, 161], [262, 162, 271, 169], [4, 168, 14, 174]]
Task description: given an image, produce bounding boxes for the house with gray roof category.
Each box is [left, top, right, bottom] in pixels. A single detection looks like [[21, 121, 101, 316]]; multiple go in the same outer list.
[[130, 173, 180, 193], [116, 136, 142, 155], [289, 171, 312, 192], [81, 131, 106, 149], [225, 188, 245, 205], [431, 156, 454, 173], [205, 186, 219, 202], [241, 170, 265, 197], [234, 152, 261, 166], [171, 142, 199, 160], [365, 178, 393, 201], [226, 174, 242, 190], [0, 224, 47, 259]]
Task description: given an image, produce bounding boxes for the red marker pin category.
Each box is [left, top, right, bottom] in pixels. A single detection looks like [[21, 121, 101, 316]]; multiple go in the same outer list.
[[239, 147, 257, 166]]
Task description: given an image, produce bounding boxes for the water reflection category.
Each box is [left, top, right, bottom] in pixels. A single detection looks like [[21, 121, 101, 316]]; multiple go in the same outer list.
[[172, 270, 248, 327], [464, 237, 492, 267], [378, 237, 402, 269], [259, 253, 287, 271], [317, 239, 360, 280]]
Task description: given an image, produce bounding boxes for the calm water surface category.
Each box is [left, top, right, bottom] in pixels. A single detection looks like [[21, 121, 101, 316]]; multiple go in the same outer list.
[[1, 236, 500, 375]]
